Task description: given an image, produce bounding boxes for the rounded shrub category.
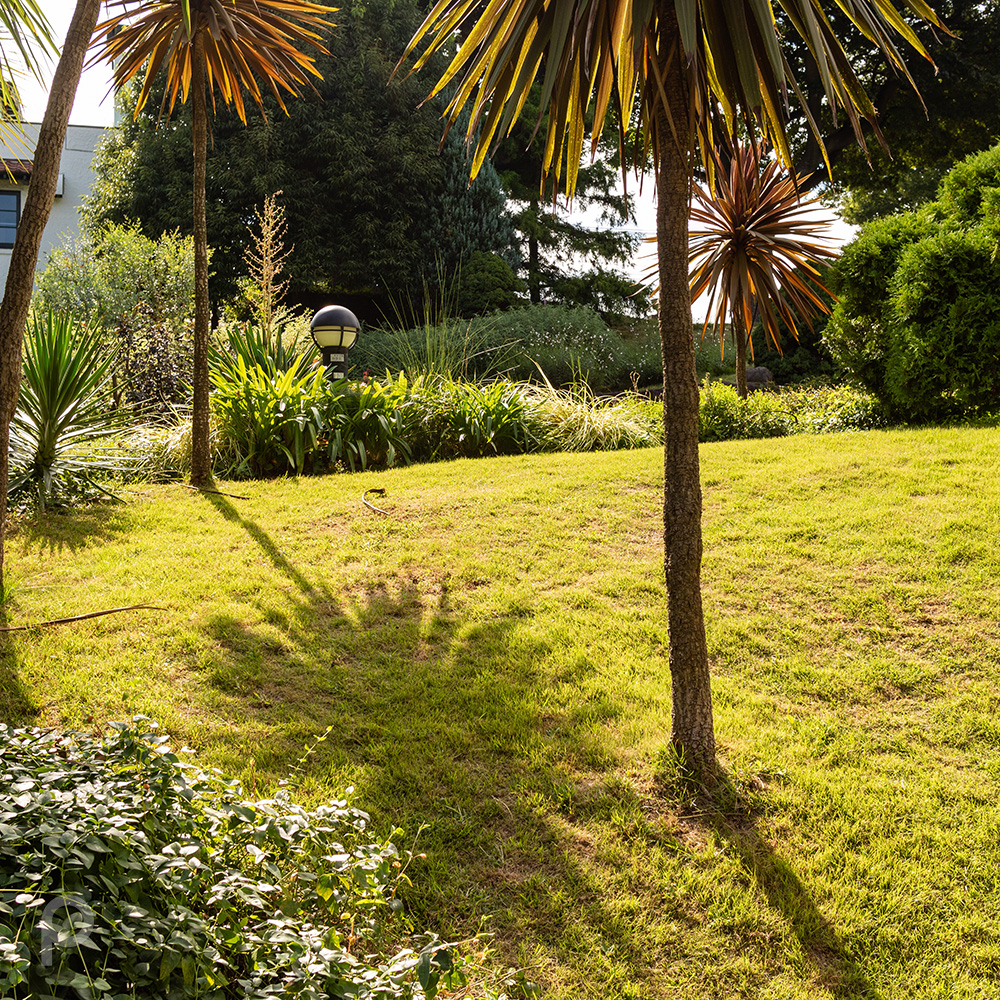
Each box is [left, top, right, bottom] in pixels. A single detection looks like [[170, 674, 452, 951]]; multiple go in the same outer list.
[[886, 225, 1000, 420]]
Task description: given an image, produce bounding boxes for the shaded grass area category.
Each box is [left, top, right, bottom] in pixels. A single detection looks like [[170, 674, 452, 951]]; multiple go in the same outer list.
[[3, 425, 1000, 998]]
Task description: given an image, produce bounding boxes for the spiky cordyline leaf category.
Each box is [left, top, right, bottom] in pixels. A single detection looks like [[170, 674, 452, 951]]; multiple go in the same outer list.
[[0, 1, 56, 155], [93, 0, 336, 122], [688, 134, 839, 356], [397, 0, 944, 198]]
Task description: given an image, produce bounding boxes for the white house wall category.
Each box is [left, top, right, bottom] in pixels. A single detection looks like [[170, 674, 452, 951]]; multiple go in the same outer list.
[[0, 123, 104, 293]]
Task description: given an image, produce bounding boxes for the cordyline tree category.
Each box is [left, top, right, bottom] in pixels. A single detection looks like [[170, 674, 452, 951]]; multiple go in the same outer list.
[[0, 0, 103, 600], [93, 0, 334, 487], [399, 0, 943, 777], [689, 136, 839, 398]]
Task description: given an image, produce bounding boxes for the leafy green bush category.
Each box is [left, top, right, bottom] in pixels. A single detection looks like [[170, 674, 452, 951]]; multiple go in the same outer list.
[[9, 311, 134, 507], [824, 211, 932, 402], [824, 143, 1000, 421], [886, 226, 1000, 420], [35, 224, 197, 408], [780, 384, 886, 433], [0, 719, 464, 1000], [698, 381, 793, 442], [209, 362, 411, 478]]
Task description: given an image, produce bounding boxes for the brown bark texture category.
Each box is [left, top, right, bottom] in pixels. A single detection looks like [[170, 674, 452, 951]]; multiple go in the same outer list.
[[734, 310, 748, 398], [190, 37, 212, 487], [0, 0, 102, 597], [655, 1, 716, 775]]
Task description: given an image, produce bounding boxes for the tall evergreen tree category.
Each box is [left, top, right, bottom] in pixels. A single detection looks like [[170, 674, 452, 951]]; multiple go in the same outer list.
[[493, 82, 647, 318], [86, 0, 513, 313]]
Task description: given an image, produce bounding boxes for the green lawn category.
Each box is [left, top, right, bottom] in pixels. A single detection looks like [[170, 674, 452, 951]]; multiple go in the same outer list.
[[3, 425, 1000, 999]]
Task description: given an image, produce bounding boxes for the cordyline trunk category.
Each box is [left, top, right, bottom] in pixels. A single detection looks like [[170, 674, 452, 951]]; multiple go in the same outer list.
[[0, 0, 102, 597], [734, 310, 749, 398], [656, 3, 716, 776], [190, 36, 212, 487]]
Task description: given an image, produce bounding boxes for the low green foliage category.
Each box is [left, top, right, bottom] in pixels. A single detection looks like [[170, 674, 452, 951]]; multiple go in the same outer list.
[[9, 311, 134, 507], [698, 381, 792, 442], [697, 380, 885, 442], [0, 720, 464, 1000], [401, 376, 541, 460]]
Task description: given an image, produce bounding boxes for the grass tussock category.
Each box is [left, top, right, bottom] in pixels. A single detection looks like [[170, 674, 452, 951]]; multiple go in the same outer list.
[[3, 425, 1000, 998]]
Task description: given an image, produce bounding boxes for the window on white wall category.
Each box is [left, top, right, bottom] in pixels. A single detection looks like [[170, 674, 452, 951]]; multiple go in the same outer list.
[[0, 190, 19, 248]]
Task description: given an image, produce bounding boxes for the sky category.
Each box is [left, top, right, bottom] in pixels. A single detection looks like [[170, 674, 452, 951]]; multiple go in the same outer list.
[[17, 1, 115, 126]]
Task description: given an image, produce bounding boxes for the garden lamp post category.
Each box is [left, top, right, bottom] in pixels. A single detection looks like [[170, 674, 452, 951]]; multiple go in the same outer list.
[[310, 305, 360, 381]]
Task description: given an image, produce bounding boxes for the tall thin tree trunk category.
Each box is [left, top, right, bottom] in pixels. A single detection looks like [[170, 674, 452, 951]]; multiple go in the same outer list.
[[0, 0, 102, 597], [190, 38, 212, 487], [656, 3, 716, 776], [528, 195, 541, 304], [734, 310, 748, 398]]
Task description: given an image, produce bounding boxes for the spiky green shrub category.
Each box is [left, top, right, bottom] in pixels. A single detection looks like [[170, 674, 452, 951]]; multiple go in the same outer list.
[[0, 719, 465, 1000], [211, 320, 317, 380], [9, 311, 133, 507], [399, 375, 541, 460]]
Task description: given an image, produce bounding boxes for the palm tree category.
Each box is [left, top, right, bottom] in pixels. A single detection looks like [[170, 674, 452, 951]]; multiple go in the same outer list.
[[0, 0, 102, 600], [689, 136, 839, 397], [399, 0, 943, 776], [93, 0, 334, 486]]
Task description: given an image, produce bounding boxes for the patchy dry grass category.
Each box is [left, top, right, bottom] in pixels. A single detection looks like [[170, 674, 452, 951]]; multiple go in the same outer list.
[[3, 423, 1000, 998]]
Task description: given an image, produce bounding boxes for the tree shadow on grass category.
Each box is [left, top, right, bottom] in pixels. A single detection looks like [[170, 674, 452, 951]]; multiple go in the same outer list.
[[14, 503, 135, 556], [185, 492, 871, 996], [0, 640, 41, 725], [700, 779, 878, 999]]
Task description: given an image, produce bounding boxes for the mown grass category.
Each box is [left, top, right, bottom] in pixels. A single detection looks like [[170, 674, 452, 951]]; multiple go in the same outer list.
[[3, 424, 1000, 999]]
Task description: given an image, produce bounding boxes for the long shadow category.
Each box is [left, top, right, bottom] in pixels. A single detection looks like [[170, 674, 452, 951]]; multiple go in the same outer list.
[[0, 639, 40, 724], [205, 492, 317, 596], [180, 491, 870, 996], [706, 786, 877, 999]]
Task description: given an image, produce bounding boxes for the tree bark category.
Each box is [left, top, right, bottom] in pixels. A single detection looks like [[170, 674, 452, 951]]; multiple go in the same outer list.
[[656, 2, 716, 776], [0, 0, 102, 597], [190, 36, 212, 487], [734, 310, 748, 398]]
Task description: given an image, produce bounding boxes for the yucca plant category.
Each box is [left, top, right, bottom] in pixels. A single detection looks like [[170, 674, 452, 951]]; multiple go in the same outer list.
[[9, 311, 131, 507], [689, 136, 840, 397]]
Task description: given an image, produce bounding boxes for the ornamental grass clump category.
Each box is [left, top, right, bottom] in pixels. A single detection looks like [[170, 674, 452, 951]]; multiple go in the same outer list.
[[0, 719, 465, 1000]]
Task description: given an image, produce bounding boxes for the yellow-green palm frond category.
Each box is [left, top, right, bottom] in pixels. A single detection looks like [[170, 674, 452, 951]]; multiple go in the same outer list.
[[688, 135, 839, 356], [0, 1, 56, 150], [398, 0, 944, 198], [93, 0, 335, 123]]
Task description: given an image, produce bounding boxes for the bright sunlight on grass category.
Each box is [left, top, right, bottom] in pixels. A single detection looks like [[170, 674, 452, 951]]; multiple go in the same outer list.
[[3, 425, 1000, 998]]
